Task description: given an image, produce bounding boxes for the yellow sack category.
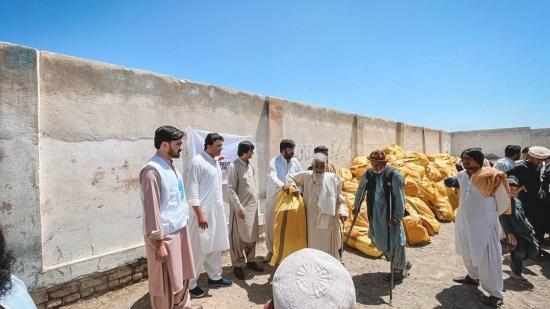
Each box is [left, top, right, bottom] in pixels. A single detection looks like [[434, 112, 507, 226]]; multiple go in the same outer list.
[[270, 189, 307, 266], [337, 168, 353, 181], [350, 164, 369, 178], [406, 196, 440, 235], [352, 156, 369, 166], [447, 187, 460, 210], [342, 179, 359, 194], [403, 215, 431, 246], [343, 224, 383, 258], [404, 178, 423, 197], [425, 162, 449, 182]]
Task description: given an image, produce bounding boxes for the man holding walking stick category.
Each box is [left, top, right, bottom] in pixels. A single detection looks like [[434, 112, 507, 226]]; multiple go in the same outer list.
[[352, 150, 412, 288]]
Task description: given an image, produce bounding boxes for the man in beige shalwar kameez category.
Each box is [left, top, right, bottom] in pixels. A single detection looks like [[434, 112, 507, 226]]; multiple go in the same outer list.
[[140, 126, 201, 309], [226, 141, 264, 280], [285, 153, 348, 260]]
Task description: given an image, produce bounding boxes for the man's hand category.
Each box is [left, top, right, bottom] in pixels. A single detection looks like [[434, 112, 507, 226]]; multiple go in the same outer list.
[[198, 213, 208, 229], [339, 214, 348, 223], [352, 207, 360, 216], [155, 242, 168, 263], [507, 234, 517, 247], [238, 208, 245, 219], [388, 217, 399, 226]]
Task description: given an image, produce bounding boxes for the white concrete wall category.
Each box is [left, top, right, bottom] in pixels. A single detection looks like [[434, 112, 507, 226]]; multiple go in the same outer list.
[[0, 43, 42, 286], [450, 127, 550, 159], [357, 116, 397, 156], [282, 100, 355, 168]]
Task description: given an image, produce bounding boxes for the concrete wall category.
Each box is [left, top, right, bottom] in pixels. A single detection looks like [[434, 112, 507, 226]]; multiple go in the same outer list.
[[0, 42, 451, 289], [402, 125, 424, 153], [451, 127, 550, 159], [282, 100, 355, 168], [0, 43, 42, 286]]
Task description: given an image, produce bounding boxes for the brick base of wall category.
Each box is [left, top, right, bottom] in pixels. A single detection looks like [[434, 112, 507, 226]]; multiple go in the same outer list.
[[30, 258, 148, 309]]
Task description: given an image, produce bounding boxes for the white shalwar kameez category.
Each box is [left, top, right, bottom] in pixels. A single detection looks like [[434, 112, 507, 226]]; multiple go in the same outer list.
[[455, 170, 510, 299], [265, 155, 302, 253], [186, 151, 230, 289]]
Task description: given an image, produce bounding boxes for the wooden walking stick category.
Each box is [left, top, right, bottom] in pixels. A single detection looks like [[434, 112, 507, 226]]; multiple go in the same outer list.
[[346, 187, 366, 246]]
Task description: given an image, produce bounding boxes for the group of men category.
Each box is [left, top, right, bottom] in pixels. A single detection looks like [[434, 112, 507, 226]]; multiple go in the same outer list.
[[446, 145, 550, 308], [140, 124, 550, 309], [140, 125, 412, 309]]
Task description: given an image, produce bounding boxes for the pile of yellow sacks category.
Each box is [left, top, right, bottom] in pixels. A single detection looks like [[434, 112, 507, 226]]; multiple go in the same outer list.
[[340, 145, 460, 257]]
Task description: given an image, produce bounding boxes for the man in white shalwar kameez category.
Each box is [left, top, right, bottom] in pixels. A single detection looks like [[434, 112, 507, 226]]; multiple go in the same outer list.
[[453, 148, 510, 309], [187, 133, 233, 298], [285, 153, 348, 261], [264, 139, 302, 262]]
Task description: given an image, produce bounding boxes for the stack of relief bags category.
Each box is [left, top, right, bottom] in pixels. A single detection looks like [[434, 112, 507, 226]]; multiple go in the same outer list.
[[340, 145, 460, 257]]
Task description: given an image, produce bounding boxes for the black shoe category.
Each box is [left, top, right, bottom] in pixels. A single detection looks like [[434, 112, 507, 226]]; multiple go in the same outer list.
[[481, 295, 503, 308], [262, 253, 273, 264], [453, 275, 479, 286], [246, 261, 264, 272], [233, 267, 245, 280], [189, 286, 205, 298], [208, 277, 233, 287]]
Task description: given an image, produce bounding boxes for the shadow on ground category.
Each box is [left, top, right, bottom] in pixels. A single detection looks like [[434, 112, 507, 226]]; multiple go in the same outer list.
[[130, 293, 150, 309], [353, 272, 402, 306], [433, 284, 488, 309]]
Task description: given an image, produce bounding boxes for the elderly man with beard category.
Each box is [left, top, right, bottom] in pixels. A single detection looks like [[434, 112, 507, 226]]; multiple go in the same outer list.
[[284, 153, 348, 260], [353, 149, 411, 282], [453, 148, 510, 309], [139, 126, 201, 309]]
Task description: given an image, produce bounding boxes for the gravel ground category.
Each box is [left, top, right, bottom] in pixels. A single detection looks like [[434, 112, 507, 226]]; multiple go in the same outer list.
[[64, 222, 550, 309]]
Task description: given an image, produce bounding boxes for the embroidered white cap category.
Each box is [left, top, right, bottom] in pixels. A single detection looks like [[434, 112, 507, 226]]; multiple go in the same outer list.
[[272, 248, 356, 309]]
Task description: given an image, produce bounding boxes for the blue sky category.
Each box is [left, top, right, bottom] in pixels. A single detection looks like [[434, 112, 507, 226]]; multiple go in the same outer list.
[[1, 0, 549, 131]]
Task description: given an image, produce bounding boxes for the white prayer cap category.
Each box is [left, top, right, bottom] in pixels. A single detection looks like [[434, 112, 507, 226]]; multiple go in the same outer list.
[[312, 153, 328, 163], [272, 248, 356, 309], [528, 146, 550, 160]]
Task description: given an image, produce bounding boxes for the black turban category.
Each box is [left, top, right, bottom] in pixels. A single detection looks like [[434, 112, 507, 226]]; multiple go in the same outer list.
[[154, 126, 184, 149], [461, 148, 484, 167]]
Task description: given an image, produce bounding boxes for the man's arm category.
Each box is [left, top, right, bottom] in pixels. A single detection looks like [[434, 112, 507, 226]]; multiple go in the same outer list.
[[495, 183, 512, 215], [226, 163, 245, 219], [391, 172, 406, 220], [140, 168, 167, 262], [187, 160, 208, 229], [336, 177, 348, 220], [286, 171, 307, 188], [268, 158, 285, 188]]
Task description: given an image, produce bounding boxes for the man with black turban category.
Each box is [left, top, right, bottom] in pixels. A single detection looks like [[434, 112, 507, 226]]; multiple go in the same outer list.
[[453, 148, 510, 308]]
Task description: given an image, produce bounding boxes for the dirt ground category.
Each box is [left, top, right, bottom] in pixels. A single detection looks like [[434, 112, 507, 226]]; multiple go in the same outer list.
[[64, 222, 550, 309]]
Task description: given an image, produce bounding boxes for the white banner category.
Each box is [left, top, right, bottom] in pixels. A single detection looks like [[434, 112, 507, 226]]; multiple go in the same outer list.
[[187, 128, 251, 184]]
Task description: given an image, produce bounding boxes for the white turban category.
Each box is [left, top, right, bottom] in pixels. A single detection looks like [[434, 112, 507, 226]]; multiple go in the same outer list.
[[272, 248, 356, 309], [312, 153, 328, 164], [528, 146, 550, 160]]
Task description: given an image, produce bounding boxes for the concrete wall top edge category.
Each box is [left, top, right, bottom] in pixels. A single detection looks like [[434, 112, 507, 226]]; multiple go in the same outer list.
[[39, 51, 265, 101], [451, 127, 532, 134]]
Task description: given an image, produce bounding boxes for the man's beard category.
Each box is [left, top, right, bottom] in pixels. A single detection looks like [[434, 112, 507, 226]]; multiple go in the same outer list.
[[169, 149, 181, 158]]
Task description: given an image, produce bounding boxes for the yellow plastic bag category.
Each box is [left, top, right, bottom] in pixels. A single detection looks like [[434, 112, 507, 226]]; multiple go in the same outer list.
[[270, 189, 307, 266], [337, 168, 353, 181], [403, 215, 431, 246], [406, 196, 440, 235], [343, 224, 383, 258]]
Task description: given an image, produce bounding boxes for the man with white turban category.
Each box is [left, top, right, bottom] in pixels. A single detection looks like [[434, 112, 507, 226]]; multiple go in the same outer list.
[[285, 153, 348, 260]]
